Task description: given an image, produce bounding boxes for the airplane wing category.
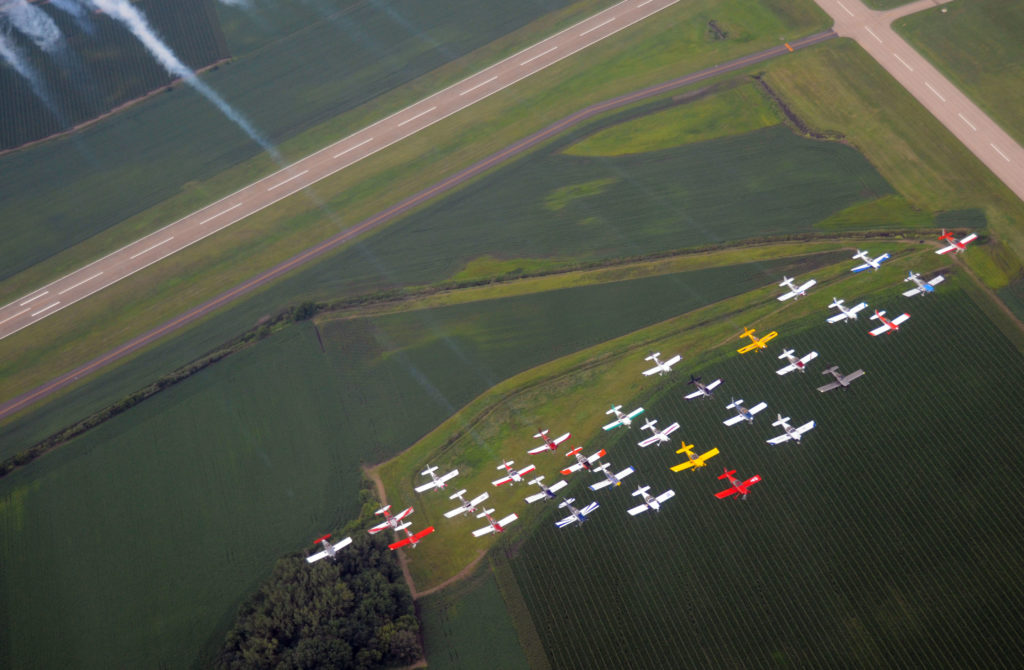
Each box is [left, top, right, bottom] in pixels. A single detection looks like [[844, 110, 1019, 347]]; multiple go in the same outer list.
[[444, 504, 470, 518], [626, 407, 645, 421], [960, 233, 979, 245], [741, 475, 762, 489], [817, 380, 841, 393], [548, 480, 568, 495], [714, 487, 739, 499], [704, 379, 722, 391], [368, 521, 390, 534], [642, 365, 661, 376], [736, 341, 759, 354], [414, 481, 438, 493], [874, 253, 891, 265], [637, 434, 661, 448], [580, 501, 599, 516], [589, 479, 612, 491], [615, 467, 636, 482], [776, 362, 798, 375], [827, 312, 851, 323], [496, 514, 518, 529], [395, 507, 414, 521], [602, 418, 623, 431], [524, 491, 547, 504], [331, 537, 353, 553], [698, 447, 720, 463], [766, 433, 792, 445], [890, 313, 911, 326], [723, 414, 746, 427], [472, 524, 497, 538], [795, 420, 816, 435], [492, 475, 513, 487], [560, 463, 582, 475], [306, 550, 331, 564], [587, 449, 607, 463], [777, 290, 797, 302], [684, 388, 704, 399], [627, 502, 652, 516], [841, 369, 865, 384], [748, 402, 767, 416], [799, 279, 817, 292], [655, 489, 676, 504], [438, 470, 459, 485], [527, 444, 550, 454], [660, 422, 680, 437], [555, 514, 580, 528], [670, 460, 696, 472], [663, 355, 682, 369], [928, 275, 945, 287], [760, 332, 778, 344], [902, 286, 924, 298], [800, 352, 818, 365], [935, 244, 957, 255], [517, 464, 537, 478], [869, 323, 892, 336], [850, 262, 871, 273], [388, 526, 435, 551]]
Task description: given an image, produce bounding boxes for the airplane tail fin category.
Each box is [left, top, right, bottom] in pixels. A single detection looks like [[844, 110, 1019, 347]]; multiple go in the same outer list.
[[532, 429, 548, 439], [778, 348, 794, 359], [632, 486, 650, 497], [739, 327, 754, 339], [718, 468, 737, 480], [687, 374, 699, 385], [640, 418, 657, 432], [374, 505, 391, 516], [448, 489, 467, 500], [314, 533, 331, 544], [558, 497, 575, 509], [644, 352, 660, 362]]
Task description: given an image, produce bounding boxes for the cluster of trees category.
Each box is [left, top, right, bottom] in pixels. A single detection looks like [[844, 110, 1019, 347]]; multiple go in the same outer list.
[[217, 490, 421, 669]]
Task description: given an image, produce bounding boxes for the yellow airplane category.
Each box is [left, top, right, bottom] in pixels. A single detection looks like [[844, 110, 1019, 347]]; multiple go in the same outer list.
[[736, 327, 778, 354], [670, 442, 720, 472]]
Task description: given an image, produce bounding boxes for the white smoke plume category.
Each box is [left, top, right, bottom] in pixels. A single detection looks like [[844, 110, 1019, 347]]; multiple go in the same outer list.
[[0, 24, 63, 121], [0, 0, 64, 53]]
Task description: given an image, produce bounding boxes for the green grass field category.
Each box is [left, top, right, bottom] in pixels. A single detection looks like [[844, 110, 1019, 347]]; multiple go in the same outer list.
[[895, 1, 1024, 148]]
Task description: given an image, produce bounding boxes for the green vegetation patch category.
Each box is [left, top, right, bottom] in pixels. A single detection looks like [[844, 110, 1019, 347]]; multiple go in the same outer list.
[[895, 0, 1024, 147], [565, 81, 781, 156], [815, 194, 933, 230], [544, 177, 619, 211]]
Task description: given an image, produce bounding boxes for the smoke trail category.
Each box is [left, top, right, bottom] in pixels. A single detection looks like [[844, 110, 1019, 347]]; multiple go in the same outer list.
[[83, 0, 279, 159], [0, 0, 64, 53], [217, 0, 251, 7], [48, 0, 95, 35], [0, 24, 64, 123]]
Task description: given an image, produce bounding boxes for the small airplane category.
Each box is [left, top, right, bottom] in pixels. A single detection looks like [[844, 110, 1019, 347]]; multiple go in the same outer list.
[[850, 249, 891, 273], [869, 309, 910, 336], [684, 374, 722, 399], [414, 465, 459, 493], [388, 525, 436, 551], [817, 365, 865, 392], [670, 442, 720, 472], [471, 508, 519, 537], [554, 497, 599, 528], [777, 276, 817, 301], [524, 475, 568, 504], [627, 486, 676, 516], [642, 352, 683, 376], [443, 489, 490, 518], [935, 229, 978, 255], [368, 505, 414, 535], [561, 447, 607, 475], [714, 468, 762, 500], [305, 533, 353, 564], [737, 327, 778, 354], [827, 297, 869, 323], [602, 404, 645, 431], [492, 460, 537, 486], [589, 462, 636, 491], [766, 414, 816, 445], [637, 418, 680, 447], [723, 398, 767, 426], [902, 271, 944, 297], [528, 429, 571, 455], [776, 348, 818, 375]]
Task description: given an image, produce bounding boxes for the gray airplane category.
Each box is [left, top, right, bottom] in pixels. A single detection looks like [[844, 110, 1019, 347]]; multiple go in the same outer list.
[[817, 366, 865, 393]]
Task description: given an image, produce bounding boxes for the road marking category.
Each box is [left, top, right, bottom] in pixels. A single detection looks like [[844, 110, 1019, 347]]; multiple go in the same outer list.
[[864, 26, 882, 43], [459, 75, 498, 96], [893, 53, 913, 71], [397, 105, 437, 128], [580, 17, 615, 36], [267, 169, 309, 191], [638, 0, 654, 6], [58, 272, 103, 295], [837, 0, 854, 17], [0, 308, 29, 326], [334, 137, 374, 158], [924, 81, 946, 102], [130, 237, 174, 260], [520, 46, 557, 66], [31, 301, 60, 317], [957, 113, 977, 131], [19, 290, 48, 306], [990, 143, 1010, 162], [198, 202, 241, 225]]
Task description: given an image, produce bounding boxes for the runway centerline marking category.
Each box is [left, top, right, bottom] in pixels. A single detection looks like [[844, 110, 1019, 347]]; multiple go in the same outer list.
[[893, 53, 913, 71], [957, 113, 976, 131], [0, 308, 29, 326], [990, 143, 1010, 162], [837, 0, 854, 17], [130, 237, 174, 260], [580, 17, 615, 37], [19, 290, 48, 307], [334, 137, 374, 158], [520, 46, 557, 66], [198, 202, 241, 225], [267, 170, 309, 191], [864, 26, 882, 43], [58, 272, 103, 295], [31, 301, 60, 317], [397, 106, 437, 127], [638, 0, 654, 6], [924, 81, 945, 102], [459, 75, 498, 96]]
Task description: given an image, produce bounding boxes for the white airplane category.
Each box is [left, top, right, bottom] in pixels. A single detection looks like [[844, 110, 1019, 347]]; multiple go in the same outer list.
[[723, 398, 767, 426], [589, 462, 636, 491], [817, 365, 866, 392], [869, 309, 910, 336], [626, 485, 675, 516], [642, 352, 682, 376], [684, 374, 722, 399], [443, 489, 490, 518], [305, 533, 353, 564], [827, 297, 869, 323], [492, 460, 537, 486], [471, 508, 519, 537], [368, 505, 414, 535], [777, 276, 816, 301], [524, 476, 568, 504], [602, 404, 644, 430], [528, 429, 571, 455], [936, 229, 978, 255], [776, 348, 818, 375], [560, 447, 606, 475], [414, 465, 459, 493], [850, 249, 891, 272], [902, 271, 944, 297], [636, 418, 680, 447], [766, 414, 816, 445], [554, 497, 599, 528]]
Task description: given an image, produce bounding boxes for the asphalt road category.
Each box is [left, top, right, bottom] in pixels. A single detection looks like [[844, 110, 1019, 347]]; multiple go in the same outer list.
[[0, 30, 837, 423], [0, 0, 680, 342]]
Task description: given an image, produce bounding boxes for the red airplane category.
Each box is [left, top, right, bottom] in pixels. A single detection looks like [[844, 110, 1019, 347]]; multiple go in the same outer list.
[[367, 505, 414, 534], [936, 229, 978, 255], [714, 468, 762, 500], [868, 309, 910, 336], [560, 447, 606, 475], [388, 525, 436, 551], [528, 429, 571, 455]]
